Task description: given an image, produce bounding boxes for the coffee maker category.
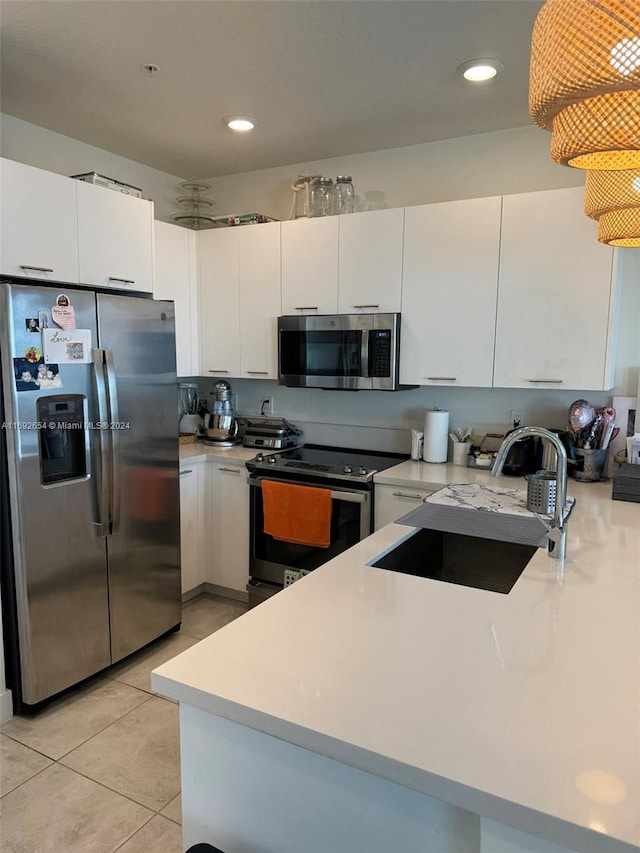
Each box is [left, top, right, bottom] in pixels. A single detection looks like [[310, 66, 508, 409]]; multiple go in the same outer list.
[[203, 381, 241, 446]]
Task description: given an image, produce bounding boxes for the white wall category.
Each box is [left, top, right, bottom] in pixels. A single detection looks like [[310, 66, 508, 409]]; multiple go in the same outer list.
[[201, 125, 584, 222], [0, 113, 185, 222]]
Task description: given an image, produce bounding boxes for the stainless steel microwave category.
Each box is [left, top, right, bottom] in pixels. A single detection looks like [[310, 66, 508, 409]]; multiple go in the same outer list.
[[278, 313, 413, 391]]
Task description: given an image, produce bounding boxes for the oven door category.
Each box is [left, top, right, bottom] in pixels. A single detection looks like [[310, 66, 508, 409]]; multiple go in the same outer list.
[[249, 476, 371, 587]]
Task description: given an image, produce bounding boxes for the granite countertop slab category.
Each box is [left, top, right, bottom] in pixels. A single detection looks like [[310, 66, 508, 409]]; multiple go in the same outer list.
[[396, 482, 576, 547]]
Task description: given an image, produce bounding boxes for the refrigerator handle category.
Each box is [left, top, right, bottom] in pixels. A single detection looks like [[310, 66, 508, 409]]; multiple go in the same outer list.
[[104, 349, 122, 535], [92, 348, 111, 537]]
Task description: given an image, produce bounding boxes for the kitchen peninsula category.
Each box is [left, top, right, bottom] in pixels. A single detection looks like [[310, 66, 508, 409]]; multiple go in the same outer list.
[[153, 466, 640, 853]]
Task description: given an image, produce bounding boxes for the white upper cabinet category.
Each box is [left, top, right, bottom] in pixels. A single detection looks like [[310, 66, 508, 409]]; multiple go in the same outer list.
[[281, 217, 339, 314], [153, 221, 199, 377], [338, 208, 403, 313], [1, 158, 79, 283], [238, 221, 281, 380], [198, 227, 241, 378], [76, 180, 154, 292], [494, 187, 617, 390], [400, 197, 502, 387]]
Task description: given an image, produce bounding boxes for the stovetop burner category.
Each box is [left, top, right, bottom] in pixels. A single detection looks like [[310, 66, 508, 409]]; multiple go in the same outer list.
[[246, 444, 407, 485]]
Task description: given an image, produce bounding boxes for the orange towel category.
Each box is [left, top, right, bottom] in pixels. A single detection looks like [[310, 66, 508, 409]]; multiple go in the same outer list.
[[262, 480, 332, 548]]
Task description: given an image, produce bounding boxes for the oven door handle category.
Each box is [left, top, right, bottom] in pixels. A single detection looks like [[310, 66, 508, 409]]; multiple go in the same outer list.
[[248, 476, 369, 504]]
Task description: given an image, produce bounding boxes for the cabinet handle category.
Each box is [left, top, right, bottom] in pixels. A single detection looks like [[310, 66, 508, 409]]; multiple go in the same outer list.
[[353, 304, 380, 309], [108, 276, 135, 284], [219, 467, 241, 474], [20, 265, 54, 273], [425, 376, 457, 381], [528, 378, 564, 384], [208, 369, 229, 374], [246, 371, 269, 375], [392, 491, 426, 500], [180, 469, 193, 475], [294, 306, 318, 311]]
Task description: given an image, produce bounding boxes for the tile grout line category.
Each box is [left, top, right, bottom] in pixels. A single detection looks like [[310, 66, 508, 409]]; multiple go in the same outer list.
[[0, 759, 53, 800]]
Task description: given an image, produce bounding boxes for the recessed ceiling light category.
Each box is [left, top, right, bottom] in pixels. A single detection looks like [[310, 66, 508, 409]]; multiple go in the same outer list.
[[225, 116, 257, 132], [458, 59, 504, 82]]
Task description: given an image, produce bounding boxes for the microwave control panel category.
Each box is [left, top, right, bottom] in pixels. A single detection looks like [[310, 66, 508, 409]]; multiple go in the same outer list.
[[370, 330, 391, 377]]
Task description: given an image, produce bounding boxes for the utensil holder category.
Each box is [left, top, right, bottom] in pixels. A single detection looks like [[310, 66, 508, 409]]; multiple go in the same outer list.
[[526, 470, 557, 514], [573, 448, 607, 482]]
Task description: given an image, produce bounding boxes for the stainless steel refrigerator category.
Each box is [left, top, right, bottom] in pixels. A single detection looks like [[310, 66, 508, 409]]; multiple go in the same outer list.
[[0, 281, 181, 712]]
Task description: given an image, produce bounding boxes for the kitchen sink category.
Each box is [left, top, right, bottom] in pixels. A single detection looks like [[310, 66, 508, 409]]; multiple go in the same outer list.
[[370, 528, 537, 594]]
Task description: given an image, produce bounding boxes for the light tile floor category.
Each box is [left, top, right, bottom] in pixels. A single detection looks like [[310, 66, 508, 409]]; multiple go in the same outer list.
[[0, 593, 247, 853]]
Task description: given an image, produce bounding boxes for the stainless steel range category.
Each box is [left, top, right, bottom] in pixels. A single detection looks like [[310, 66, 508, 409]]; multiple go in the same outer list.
[[246, 445, 406, 607]]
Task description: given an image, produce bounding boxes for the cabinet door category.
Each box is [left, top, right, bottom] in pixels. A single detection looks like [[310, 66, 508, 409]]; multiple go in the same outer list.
[[179, 464, 202, 594], [281, 217, 339, 314], [239, 222, 281, 379], [494, 187, 616, 390], [400, 197, 501, 387], [374, 483, 434, 531], [208, 463, 250, 594], [338, 208, 403, 313], [77, 181, 154, 292], [199, 228, 241, 378], [154, 221, 199, 376], [1, 158, 79, 283]]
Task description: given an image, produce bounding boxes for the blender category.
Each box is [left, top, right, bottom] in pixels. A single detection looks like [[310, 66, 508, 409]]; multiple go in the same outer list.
[[178, 383, 203, 434]]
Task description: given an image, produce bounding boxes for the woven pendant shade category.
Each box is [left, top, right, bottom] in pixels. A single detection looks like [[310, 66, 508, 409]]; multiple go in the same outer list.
[[529, 0, 640, 168], [584, 168, 640, 218], [550, 91, 640, 169], [597, 207, 640, 246]]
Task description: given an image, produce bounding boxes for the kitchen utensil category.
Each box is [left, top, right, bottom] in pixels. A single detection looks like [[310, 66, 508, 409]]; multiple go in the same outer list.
[[573, 448, 608, 481], [526, 470, 557, 514], [568, 399, 596, 436]]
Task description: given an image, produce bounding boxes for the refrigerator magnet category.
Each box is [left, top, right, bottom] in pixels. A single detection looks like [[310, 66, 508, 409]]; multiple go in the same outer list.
[[43, 328, 92, 364], [38, 310, 50, 330], [13, 357, 62, 391], [24, 345, 41, 363], [51, 294, 76, 330], [25, 318, 41, 333]]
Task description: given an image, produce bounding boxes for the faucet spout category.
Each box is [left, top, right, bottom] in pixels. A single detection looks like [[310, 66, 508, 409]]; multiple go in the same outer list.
[[491, 426, 568, 560]]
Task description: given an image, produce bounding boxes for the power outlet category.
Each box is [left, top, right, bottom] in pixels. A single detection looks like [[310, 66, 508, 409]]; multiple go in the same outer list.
[[260, 397, 274, 415], [510, 410, 524, 428]]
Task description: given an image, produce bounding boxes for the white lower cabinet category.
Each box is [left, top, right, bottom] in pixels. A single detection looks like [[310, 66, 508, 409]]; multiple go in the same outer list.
[[374, 483, 434, 531], [206, 461, 250, 596], [179, 462, 206, 595]]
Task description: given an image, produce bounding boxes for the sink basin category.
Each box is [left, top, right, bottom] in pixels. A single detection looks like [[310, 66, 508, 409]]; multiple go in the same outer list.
[[370, 528, 537, 594]]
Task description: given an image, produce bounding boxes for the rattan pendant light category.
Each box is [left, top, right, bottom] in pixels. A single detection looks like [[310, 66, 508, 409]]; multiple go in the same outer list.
[[530, 0, 640, 169], [584, 168, 640, 245]]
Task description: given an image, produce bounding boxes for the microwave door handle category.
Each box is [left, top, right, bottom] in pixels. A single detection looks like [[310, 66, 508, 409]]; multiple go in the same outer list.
[[92, 348, 110, 537], [104, 349, 121, 535], [361, 328, 370, 377]]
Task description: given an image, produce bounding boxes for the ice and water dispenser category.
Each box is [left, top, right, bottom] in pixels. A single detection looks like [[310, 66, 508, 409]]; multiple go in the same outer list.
[[36, 395, 88, 485]]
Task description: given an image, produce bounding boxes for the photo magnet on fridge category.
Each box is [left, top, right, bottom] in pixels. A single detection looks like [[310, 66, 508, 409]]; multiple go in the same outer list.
[[25, 318, 41, 332], [14, 357, 62, 392]]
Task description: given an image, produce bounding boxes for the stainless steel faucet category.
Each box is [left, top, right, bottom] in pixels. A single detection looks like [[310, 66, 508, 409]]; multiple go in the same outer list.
[[491, 426, 568, 560]]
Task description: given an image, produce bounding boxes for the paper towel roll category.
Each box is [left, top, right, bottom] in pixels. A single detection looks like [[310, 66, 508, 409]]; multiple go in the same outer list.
[[423, 408, 449, 463]]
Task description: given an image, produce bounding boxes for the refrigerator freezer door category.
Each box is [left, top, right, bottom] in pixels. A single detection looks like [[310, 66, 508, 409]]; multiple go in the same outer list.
[[0, 283, 110, 706], [96, 293, 180, 662]]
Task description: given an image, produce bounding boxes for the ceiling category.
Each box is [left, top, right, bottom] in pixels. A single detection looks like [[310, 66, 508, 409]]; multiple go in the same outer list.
[[0, 1, 544, 179]]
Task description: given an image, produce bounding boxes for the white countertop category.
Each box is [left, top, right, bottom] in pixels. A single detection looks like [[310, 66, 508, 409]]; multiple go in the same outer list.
[[153, 462, 640, 853], [179, 441, 263, 466]]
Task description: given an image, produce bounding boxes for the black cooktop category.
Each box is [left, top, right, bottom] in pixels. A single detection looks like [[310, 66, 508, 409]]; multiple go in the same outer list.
[[246, 444, 408, 485]]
